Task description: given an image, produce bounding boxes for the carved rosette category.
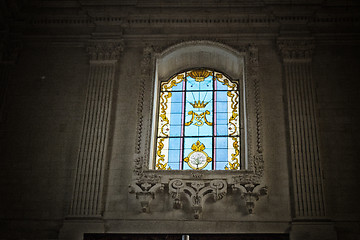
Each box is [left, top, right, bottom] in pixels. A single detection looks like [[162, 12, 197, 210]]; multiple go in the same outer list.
[[129, 41, 267, 218], [277, 39, 314, 62], [87, 40, 125, 61]]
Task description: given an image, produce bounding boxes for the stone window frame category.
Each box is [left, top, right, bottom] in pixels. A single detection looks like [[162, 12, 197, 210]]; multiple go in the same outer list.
[[130, 40, 267, 218]]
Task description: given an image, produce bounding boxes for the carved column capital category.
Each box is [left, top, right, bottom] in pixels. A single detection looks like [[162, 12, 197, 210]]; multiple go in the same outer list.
[[277, 38, 314, 62], [87, 40, 124, 61]]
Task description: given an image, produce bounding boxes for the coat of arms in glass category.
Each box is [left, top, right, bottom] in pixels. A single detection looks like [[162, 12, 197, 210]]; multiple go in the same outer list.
[[155, 69, 241, 170]]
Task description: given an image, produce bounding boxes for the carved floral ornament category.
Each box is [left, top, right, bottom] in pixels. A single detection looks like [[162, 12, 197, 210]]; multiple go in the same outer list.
[[129, 41, 267, 218]]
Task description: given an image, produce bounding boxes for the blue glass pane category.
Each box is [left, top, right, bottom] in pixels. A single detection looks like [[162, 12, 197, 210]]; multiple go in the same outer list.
[[216, 137, 228, 149], [199, 124, 213, 136], [186, 77, 200, 91], [216, 91, 228, 101], [168, 162, 180, 170], [184, 124, 198, 137], [216, 112, 228, 120], [170, 91, 183, 103], [168, 149, 180, 163], [216, 149, 228, 162], [216, 124, 228, 136], [216, 161, 228, 170], [216, 118, 228, 125], [215, 148, 228, 162], [170, 102, 183, 113], [216, 101, 228, 113], [170, 113, 182, 126], [169, 125, 181, 137], [169, 138, 181, 150], [199, 76, 213, 91]]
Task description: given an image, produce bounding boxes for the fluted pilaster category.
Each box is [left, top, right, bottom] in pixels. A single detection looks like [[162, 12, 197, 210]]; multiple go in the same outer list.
[[69, 40, 124, 217], [278, 38, 326, 218]]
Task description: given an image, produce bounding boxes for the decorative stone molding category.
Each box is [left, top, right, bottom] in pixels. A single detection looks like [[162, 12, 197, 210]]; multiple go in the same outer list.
[[130, 41, 267, 218], [277, 38, 326, 218], [27, 14, 360, 27], [87, 40, 125, 61], [135, 46, 153, 154]]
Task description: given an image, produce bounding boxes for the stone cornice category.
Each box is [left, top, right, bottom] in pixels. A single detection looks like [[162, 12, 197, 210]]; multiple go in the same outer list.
[[86, 40, 124, 61], [26, 14, 360, 26], [277, 38, 315, 61]]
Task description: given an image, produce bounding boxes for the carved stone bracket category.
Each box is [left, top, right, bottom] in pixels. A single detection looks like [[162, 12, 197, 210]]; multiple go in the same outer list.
[[129, 182, 164, 213], [232, 183, 267, 214], [130, 177, 267, 218], [169, 179, 227, 219]]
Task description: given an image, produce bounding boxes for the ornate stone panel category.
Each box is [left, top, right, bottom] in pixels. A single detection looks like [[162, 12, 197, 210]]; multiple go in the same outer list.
[[277, 38, 326, 218], [69, 40, 124, 217], [129, 41, 267, 218]]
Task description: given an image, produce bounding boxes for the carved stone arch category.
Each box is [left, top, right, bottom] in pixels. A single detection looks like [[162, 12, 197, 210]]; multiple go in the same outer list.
[[131, 40, 267, 218], [155, 40, 245, 81]]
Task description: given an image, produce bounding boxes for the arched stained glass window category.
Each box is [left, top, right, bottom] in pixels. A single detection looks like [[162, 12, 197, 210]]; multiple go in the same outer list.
[[155, 69, 242, 170]]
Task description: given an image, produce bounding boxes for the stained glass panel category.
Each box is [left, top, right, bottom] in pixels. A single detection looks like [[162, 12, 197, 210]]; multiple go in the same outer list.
[[155, 69, 241, 170]]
